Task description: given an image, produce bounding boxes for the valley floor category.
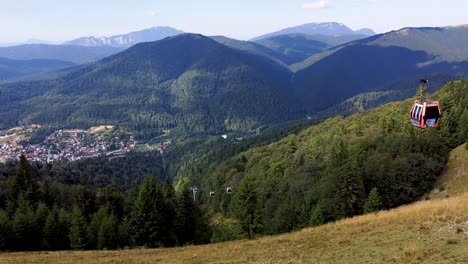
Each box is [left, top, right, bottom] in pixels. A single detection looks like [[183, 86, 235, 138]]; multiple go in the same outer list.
[[0, 192, 467, 264]]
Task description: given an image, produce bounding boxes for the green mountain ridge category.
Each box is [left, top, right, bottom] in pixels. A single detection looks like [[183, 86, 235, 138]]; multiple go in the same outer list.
[[0, 57, 75, 81], [253, 33, 369, 65], [293, 26, 468, 71], [0, 34, 298, 138], [291, 27, 468, 112]]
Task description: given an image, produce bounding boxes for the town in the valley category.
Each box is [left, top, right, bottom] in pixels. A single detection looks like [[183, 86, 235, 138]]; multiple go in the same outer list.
[[0, 125, 170, 163]]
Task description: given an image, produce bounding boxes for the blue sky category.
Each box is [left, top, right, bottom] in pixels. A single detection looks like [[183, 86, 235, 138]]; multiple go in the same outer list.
[[1, 0, 467, 43]]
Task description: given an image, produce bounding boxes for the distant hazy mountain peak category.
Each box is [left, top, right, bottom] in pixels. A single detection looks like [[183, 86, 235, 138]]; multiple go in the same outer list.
[[354, 28, 376, 35], [63, 26, 184, 48], [252, 22, 375, 41]]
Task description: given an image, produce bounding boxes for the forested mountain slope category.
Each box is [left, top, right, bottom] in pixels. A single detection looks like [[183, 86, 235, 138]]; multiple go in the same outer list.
[[0, 57, 74, 81], [292, 27, 468, 112], [0, 34, 298, 138], [253, 34, 370, 66], [174, 80, 467, 236]]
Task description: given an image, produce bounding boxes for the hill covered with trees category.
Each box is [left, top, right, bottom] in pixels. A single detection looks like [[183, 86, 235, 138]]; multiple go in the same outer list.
[[0, 57, 74, 81], [0, 34, 298, 139], [171, 80, 467, 237]]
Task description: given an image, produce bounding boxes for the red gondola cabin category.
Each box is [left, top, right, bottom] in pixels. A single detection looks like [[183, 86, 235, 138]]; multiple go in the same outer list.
[[409, 100, 441, 128]]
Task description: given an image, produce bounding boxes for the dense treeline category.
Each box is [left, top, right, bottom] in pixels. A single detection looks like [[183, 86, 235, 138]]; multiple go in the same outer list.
[[0, 154, 210, 251], [177, 80, 467, 238]]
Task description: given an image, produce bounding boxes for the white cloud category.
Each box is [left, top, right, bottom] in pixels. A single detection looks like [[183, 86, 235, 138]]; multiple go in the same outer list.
[[368, 0, 384, 4], [302, 0, 330, 9]]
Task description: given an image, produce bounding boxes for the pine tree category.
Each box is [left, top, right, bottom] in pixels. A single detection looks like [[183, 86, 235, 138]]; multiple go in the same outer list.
[[57, 208, 71, 250], [97, 210, 119, 250], [11, 154, 39, 206], [43, 207, 61, 250], [0, 210, 12, 251], [176, 188, 196, 245], [337, 172, 365, 217], [87, 206, 108, 249], [364, 187, 383, 214], [69, 206, 88, 250], [35, 202, 49, 249], [41, 177, 56, 208], [160, 182, 177, 246], [309, 204, 325, 227], [129, 176, 165, 247], [234, 176, 263, 239], [73, 185, 96, 221], [193, 205, 212, 245], [12, 197, 41, 251], [101, 183, 125, 220]]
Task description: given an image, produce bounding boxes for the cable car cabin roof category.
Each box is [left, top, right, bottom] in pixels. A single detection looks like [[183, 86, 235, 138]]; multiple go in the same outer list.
[[413, 100, 440, 106]]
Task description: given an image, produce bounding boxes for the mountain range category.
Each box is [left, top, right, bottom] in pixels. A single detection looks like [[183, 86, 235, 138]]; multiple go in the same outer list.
[[63, 26, 184, 48], [251, 22, 375, 41], [0, 24, 467, 137]]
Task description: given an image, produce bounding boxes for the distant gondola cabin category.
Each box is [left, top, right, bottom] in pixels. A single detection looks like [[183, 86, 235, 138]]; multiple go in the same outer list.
[[410, 100, 441, 128]]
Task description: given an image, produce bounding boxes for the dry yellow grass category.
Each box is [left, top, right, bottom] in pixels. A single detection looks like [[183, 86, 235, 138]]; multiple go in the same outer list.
[[1, 144, 467, 264]]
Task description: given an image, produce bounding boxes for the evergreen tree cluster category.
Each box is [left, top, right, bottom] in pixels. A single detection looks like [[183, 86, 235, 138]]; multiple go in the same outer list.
[[0, 155, 211, 252]]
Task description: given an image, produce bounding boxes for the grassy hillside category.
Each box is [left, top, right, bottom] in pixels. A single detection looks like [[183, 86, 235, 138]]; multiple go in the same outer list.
[[430, 144, 468, 199], [1, 192, 466, 263]]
